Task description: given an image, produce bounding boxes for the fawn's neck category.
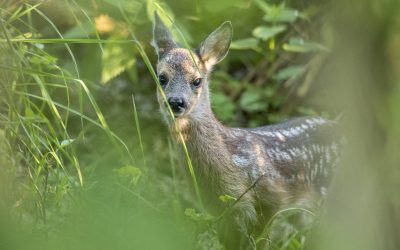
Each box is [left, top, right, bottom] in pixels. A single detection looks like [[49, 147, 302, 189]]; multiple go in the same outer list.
[[171, 88, 232, 170]]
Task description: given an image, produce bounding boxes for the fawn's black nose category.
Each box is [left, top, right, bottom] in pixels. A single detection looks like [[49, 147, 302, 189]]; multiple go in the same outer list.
[[167, 97, 187, 114]]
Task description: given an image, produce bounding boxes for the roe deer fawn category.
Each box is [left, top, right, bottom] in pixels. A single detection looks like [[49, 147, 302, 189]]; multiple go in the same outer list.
[[152, 13, 342, 230]]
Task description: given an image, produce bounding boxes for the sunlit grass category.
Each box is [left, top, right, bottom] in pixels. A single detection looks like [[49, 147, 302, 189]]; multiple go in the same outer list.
[[0, 1, 328, 248], [0, 1, 136, 225], [1, 0, 399, 250]]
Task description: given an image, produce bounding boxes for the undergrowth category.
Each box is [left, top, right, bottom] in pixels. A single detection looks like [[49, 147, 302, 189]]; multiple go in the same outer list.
[[0, 0, 384, 249]]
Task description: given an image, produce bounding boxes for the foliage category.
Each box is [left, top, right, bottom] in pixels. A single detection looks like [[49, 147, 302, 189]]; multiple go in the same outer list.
[[0, 0, 400, 250]]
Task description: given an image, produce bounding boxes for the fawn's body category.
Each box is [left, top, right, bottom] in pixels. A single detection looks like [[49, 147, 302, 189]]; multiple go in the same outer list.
[[152, 13, 342, 226]]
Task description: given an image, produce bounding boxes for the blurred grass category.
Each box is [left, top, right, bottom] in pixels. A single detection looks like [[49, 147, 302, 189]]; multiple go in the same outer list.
[[0, 0, 399, 249]]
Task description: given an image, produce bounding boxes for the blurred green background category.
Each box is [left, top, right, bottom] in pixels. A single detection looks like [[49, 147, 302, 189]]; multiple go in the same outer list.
[[0, 0, 399, 249]]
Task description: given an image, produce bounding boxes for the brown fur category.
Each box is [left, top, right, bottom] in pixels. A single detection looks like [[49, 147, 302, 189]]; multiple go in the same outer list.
[[152, 13, 342, 228]]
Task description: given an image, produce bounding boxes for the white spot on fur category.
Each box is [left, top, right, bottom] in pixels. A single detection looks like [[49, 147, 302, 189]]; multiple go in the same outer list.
[[232, 154, 250, 168], [312, 144, 321, 153], [251, 168, 259, 179], [282, 130, 293, 137], [281, 151, 292, 161], [293, 147, 302, 156], [296, 127, 304, 133], [326, 147, 331, 163], [320, 187, 327, 196], [266, 149, 274, 159], [319, 158, 324, 172], [306, 147, 314, 161], [231, 129, 244, 137], [265, 131, 276, 137], [289, 127, 301, 136], [251, 130, 275, 137], [305, 118, 326, 127], [306, 119, 315, 125], [306, 161, 311, 170], [313, 117, 327, 124], [276, 132, 286, 141], [254, 144, 266, 168], [270, 148, 282, 161], [280, 126, 307, 138]]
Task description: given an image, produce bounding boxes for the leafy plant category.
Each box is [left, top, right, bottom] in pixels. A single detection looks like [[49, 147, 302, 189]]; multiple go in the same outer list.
[[0, 0, 352, 249]]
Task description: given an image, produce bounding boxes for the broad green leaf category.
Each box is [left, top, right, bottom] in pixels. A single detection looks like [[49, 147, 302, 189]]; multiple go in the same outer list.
[[263, 6, 299, 23], [265, 85, 277, 98], [252, 25, 286, 41], [101, 42, 135, 84], [282, 37, 329, 53], [274, 65, 305, 80], [240, 88, 268, 112], [212, 93, 236, 122], [63, 20, 95, 38], [114, 165, 142, 185], [218, 194, 237, 203], [253, 0, 272, 13], [231, 38, 260, 51]]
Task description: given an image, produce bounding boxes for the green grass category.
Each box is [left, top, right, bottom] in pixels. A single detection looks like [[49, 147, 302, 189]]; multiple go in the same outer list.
[[0, 2, 207, 248], [1, 0, 400, 250]]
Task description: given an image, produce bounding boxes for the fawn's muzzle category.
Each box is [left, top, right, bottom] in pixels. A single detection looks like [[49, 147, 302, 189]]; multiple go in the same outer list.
[[167, 97, 187, 115]]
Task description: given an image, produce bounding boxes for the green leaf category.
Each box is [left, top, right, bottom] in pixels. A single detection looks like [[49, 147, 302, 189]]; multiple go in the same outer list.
[[218, 194, 237, 203], [29, 52, 58, 66], [263, 5, 299, 23], [24, 107, 46, 122], [252, 25, 286, 41], [230, 38, 260, 51], [63, 20, 95, 39], [24, 107, 35, 118], [114, 165, 142, 185], [253, 0, 272, 13], [212, 93, 236, 122], [282, 37, 329, 53], [102, 41, 135, 84], [273, 65, 305, 80], [265, 85, 277, 98], [240, 88, 268, 112], [184, 208, 214, 221]]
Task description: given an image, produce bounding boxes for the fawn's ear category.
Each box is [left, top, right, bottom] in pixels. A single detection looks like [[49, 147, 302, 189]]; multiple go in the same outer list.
[[152, 12, 178, 59], [198, 21, 232, 68]]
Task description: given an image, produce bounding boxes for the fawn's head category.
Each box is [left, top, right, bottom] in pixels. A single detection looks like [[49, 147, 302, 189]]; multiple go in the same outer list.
[[152, 13, 232, 120]]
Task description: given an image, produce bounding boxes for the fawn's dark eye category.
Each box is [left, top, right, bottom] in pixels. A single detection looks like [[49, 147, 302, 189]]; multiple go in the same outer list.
[[158, 74, 168, 86], [192, 78, 202, 87]]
